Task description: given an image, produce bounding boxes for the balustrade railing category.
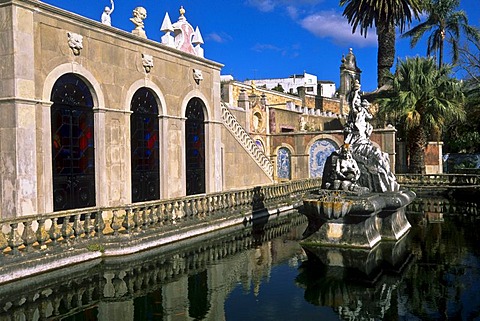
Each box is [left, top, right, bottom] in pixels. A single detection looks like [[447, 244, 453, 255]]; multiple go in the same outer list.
[[0, 212, 307, 319], [0, 178, 321, 260], [221, 103, 274, 179], [396, 174, 480, 187]]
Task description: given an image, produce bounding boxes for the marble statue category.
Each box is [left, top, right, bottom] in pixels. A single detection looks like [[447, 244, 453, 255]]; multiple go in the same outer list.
[[101, 0, 114, 26], [302, 62, 414, 249], [321, 143, 369, 194], [130, 7, 147, 38], [321, 78, 399, 193]]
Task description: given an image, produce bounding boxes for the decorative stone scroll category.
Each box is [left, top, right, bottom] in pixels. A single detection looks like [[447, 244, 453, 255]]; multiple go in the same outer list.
[[67, 32, 83, 56]]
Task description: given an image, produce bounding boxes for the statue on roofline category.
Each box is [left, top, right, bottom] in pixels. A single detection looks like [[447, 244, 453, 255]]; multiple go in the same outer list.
[[130, 7, 147, 38], [101, 0, 114, 26]]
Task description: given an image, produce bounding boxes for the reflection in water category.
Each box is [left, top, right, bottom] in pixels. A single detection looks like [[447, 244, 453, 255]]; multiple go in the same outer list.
[[0, 197, 479, 320]]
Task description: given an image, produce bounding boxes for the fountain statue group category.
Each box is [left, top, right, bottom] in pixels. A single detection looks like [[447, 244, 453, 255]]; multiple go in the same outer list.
[[302, 77, 415, 250], [322, 79, 398, 194]]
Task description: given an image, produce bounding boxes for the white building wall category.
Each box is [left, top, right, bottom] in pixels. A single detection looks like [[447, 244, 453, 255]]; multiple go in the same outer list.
[[249, 72, 318, 96]]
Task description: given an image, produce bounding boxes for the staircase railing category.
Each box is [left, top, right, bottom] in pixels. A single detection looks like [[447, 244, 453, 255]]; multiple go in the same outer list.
[[221, 103, 273, 179]]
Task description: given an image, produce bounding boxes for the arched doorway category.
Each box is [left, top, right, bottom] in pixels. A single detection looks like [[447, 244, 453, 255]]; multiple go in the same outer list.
[[185, 98, 206, 195], [277, 147, 292, 180], [51, 73, 95, 211], [131, 88, 160, 202]]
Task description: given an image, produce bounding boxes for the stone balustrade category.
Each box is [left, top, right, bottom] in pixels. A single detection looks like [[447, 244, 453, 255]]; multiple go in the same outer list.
[[396, 174, 480, 187], [221, 103, 274, 178], [0, 212, 307, 319], [0, 178, 321, 261]]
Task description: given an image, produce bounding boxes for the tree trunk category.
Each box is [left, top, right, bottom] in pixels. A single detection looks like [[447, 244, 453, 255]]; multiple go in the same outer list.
[[438, 30, 445, 68], [377, 21, 396, 88], [407, 125, 427, 174]]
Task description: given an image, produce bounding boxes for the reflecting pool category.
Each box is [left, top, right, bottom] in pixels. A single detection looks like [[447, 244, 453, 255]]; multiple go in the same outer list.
[[1, 197, 479, 320]]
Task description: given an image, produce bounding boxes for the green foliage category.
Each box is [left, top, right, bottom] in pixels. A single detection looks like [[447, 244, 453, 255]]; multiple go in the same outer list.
[[340, 0, 422, 87], [272, 83, 285, 93], [86, 243, 105, 253], [340, 0, 422, 37], [402, 0, 480, 67], [377, 57, 465, 172], [443, 78, 480, 152]]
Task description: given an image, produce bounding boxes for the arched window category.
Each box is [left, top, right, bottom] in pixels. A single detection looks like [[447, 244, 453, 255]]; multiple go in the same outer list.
[[131, 88, 160, 202], [51, 73, 95, 211], [309, 139, 339, 177], [185, 98, 206, 195], [277, 147, 291, 180]]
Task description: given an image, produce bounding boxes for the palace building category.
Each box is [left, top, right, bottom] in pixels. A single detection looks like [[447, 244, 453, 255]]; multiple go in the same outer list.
[[0, 0, 403, 219]]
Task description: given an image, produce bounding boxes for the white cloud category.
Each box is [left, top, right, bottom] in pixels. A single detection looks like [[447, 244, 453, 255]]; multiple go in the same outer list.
[[245, 0, 276, 12], [251, 43, 283, 52], [206, 32, 232, 43], [300, 10, 377, 47], [245, 0, 324, 13]]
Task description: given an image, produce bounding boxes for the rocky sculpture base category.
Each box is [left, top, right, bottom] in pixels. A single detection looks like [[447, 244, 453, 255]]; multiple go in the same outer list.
[[301, 190, 415, 249]]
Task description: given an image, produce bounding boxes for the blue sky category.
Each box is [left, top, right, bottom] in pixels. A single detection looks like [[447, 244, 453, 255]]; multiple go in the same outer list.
[[42, 0, 479, 92]]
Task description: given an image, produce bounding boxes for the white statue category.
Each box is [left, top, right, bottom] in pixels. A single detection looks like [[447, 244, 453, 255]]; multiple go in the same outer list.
[[101, 0, 114, 26], [130, 7, 147, 38]]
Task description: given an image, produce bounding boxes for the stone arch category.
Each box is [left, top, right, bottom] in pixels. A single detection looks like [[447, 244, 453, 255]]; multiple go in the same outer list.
[[185, 97, 207, 195], [39, 64, 108, 211], [307, 136, 341, 178], [181, 90, 211, 121], [42, 63, 104, 108], [125, 80, 168, 201], [130, 87, 161, 203], [125, 79, 167, 116], [50, 73, 96, 211]]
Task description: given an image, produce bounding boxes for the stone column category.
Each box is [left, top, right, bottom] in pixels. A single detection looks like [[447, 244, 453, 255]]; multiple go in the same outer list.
[[98, 301, 134, 321], [0, 5, 38, 218], [163, 277, 189, 321]]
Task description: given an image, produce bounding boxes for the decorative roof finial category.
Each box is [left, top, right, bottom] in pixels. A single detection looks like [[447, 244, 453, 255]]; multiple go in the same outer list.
[[179, 6, 185, 17]]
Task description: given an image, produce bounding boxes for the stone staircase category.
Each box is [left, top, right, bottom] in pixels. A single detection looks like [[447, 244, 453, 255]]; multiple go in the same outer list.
[[220, 103, 273, 179]]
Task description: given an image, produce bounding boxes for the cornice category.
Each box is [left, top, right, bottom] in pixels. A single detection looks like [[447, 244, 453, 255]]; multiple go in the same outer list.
[[1, 0, 223, 70]]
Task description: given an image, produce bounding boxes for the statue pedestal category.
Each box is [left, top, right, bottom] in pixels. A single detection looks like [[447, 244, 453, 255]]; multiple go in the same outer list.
[[132, 28, 147, 39], [301, 190, 415, 249], [302, 213, 381, 248]]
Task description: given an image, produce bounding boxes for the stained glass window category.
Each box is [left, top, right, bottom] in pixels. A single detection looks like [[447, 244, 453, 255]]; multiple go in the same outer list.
[[131, 88, 160, 202], [185, 98, 205, 195], [51, 73, 95, 211]]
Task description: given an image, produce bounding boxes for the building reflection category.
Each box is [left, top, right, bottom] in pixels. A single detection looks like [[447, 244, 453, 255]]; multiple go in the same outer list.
[[0, 212, 307, 321], [296, 233, 412, 320], [0, 197, 479, 320]]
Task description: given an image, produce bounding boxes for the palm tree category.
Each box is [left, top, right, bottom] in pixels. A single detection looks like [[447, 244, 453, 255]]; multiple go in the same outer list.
[[340, 0, 422, 88], [402, 0, 480, 68], [378, 57, 465, 173]]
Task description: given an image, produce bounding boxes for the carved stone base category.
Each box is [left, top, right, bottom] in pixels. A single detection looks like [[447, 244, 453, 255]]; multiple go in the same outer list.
[[132, 29, 147, 39], [301, 212, 381, 248], [301, 190, 415, 249], [301, 232, 411, 277], [377, 207, 411, 241]]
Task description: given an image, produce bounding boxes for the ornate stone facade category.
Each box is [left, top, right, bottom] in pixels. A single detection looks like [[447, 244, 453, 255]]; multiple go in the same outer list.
[[0, 0, 272, 218]]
